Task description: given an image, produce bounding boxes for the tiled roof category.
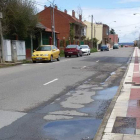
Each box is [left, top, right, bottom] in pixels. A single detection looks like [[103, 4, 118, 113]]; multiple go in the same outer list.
[[36, 22, 59, 34], [53, 8, 86, 26]]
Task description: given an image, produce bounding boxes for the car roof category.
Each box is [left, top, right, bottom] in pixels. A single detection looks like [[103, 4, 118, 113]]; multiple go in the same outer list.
[[40, 45, 54, 47]]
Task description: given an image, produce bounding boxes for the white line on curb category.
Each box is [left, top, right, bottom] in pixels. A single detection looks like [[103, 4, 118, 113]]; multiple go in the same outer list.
[[43, 79, 58, 86]]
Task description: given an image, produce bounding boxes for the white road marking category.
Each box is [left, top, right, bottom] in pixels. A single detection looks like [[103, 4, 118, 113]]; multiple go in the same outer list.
[[96, 60, 99, 62], [81, 66, 87, 69], [22, 64, 29, 66], [43, 78, 58, 86]]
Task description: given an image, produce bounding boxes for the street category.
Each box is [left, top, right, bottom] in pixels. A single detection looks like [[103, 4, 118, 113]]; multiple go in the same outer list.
[[0, 48, 134, 140]]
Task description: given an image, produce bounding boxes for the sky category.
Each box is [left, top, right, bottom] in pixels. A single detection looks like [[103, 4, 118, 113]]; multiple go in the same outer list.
[[35, 0, 140, 43]]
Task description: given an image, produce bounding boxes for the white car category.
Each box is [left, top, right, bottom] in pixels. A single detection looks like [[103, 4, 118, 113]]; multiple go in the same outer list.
[[80, 45, 90, 55]]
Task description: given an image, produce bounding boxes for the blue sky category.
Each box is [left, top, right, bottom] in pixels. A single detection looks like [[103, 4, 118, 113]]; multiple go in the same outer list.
[[36, 0, 140, 42]]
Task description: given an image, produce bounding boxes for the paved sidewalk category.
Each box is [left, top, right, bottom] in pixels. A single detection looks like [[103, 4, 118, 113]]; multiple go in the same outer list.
[[98, 47, 140, 140]]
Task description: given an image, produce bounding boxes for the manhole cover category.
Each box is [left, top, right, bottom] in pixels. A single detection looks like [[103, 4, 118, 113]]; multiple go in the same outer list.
[[112, 117, 136, 134]]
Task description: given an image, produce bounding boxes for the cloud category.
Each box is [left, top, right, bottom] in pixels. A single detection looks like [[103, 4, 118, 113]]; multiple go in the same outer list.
[[75, 7, 140, 42], [119, 0, 140, 3]]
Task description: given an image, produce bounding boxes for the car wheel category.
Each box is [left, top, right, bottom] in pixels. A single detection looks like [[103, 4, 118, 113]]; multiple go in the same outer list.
[[77, 53, 80, 57], [80, 53, 83, 57], [50, 55, 53, 62], [69, 55, 71, 57], [65, 55, 67, 58], [101, 50, 103, 51], [33, 61, 36, 63], [57, 55, 60, 61]]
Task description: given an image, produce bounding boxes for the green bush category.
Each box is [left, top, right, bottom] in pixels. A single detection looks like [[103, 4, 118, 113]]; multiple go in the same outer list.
[[60, 50, 65, 57], [90, 48, 98, 53]]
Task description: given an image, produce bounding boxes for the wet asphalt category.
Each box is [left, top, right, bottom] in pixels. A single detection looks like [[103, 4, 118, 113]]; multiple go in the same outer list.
[[0, 48, 134, 140]]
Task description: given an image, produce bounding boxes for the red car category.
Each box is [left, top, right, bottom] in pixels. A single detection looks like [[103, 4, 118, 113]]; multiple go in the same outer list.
[[64, 45, 83, 57]]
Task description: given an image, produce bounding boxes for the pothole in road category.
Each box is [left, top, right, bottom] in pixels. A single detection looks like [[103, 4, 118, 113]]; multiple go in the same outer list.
[[43, 118, 101, 140], [94, 86, 118, 100]]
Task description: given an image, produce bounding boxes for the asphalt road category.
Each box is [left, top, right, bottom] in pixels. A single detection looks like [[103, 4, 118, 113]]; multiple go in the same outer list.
[[0, 47, 134, 140]]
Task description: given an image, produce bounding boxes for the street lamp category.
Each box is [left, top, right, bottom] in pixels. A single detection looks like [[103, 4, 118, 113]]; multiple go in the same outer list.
[[134, 13, 140, 47], [47, 0, 56, 46], [0, 12, 3, 63]]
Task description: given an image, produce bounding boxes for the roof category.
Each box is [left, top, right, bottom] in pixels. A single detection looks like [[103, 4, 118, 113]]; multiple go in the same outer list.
[[39, 7, 86, 26], [36, 22, 60, 34], [58, 10, 86, 26]]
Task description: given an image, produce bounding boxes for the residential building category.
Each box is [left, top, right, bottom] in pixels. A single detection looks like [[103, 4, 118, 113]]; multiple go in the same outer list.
[[26, 22, 59, 59], [38, 5, 86, 41], [83, 20, 103, 45], [102, 24, 109, 45], [109, 34, 118, 47], [84, 21, 110, 49]]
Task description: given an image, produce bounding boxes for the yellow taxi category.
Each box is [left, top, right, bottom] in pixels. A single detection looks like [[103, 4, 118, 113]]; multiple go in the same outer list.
[[32, 45, 60, 63]]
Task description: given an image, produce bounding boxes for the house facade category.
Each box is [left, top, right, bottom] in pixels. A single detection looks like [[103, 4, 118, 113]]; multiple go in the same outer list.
[[109, 34, 118, 44], [38, 6, 86, 41], [102, 24, 109, 45], [83, 20, 103, 45]]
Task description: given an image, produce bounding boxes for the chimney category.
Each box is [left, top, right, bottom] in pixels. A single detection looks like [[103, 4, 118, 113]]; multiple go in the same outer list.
[[64, 9, 67, 14], [55, 5, 57, 10], [79, 14, 82, 21], [72, 10, 75, 17], [44, 5, 47, 9]]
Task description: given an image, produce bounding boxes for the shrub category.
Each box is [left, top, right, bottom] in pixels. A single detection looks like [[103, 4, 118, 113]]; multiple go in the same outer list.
[[90, 48, 97, 53]]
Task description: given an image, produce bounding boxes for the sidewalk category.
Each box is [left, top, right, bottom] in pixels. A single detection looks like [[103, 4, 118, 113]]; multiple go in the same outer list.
[[95, 47, 140, 140]]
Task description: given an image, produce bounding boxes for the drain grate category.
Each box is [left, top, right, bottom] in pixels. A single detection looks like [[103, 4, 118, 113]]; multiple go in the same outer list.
[[112, 117, 136, 134], [137, 100, 140, 106], [133, 83, 140, 86], [125, 82, 135, 84]]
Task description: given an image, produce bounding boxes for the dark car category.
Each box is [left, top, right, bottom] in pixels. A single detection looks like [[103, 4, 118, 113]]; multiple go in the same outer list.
[[64, 45, 83, 57], [101, 45, 109, 51], [113, 44, 119, 49]]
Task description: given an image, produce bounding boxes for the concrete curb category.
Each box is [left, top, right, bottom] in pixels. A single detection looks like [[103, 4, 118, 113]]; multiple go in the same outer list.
[[0, 62, 23, 68], [93, 50, 134, 140]]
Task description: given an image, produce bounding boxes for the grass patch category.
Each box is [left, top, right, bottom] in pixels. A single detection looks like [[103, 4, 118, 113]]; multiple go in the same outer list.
[[90, 48, 98, 53], [60, 50, 65, 57], [22, 60, 32, 63]]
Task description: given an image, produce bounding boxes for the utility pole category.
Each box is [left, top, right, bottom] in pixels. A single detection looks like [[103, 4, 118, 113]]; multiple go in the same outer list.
[[0, 12, 3, 63], [139, 33, 140, 48], [91, 15, 93, 48], [52, 0, 55, 46]]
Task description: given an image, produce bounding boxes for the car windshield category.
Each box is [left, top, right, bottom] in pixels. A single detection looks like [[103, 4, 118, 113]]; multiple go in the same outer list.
[[81, 46, 88, 48], [66, 45, 77, 48], [101, 45, 107, 47], [36, 46, 52, 51]]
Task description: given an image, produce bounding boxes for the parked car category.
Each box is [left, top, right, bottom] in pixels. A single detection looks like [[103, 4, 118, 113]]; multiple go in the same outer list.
[[64, 45, 83, 57], [32, 45, 60, 63], [80, 45, 90, 55], [101, 45, 109, 51], [113, 44, 119, 49]]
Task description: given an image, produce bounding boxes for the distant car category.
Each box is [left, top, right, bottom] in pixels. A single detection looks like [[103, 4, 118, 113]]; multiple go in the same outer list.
[[80, 45, 90, 55], [32, 45, 60, 63], [113, 44, 119, 49], [125, 45, 128, 47], [101, 45, 109, 51], [64, 45, 83, 57]]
